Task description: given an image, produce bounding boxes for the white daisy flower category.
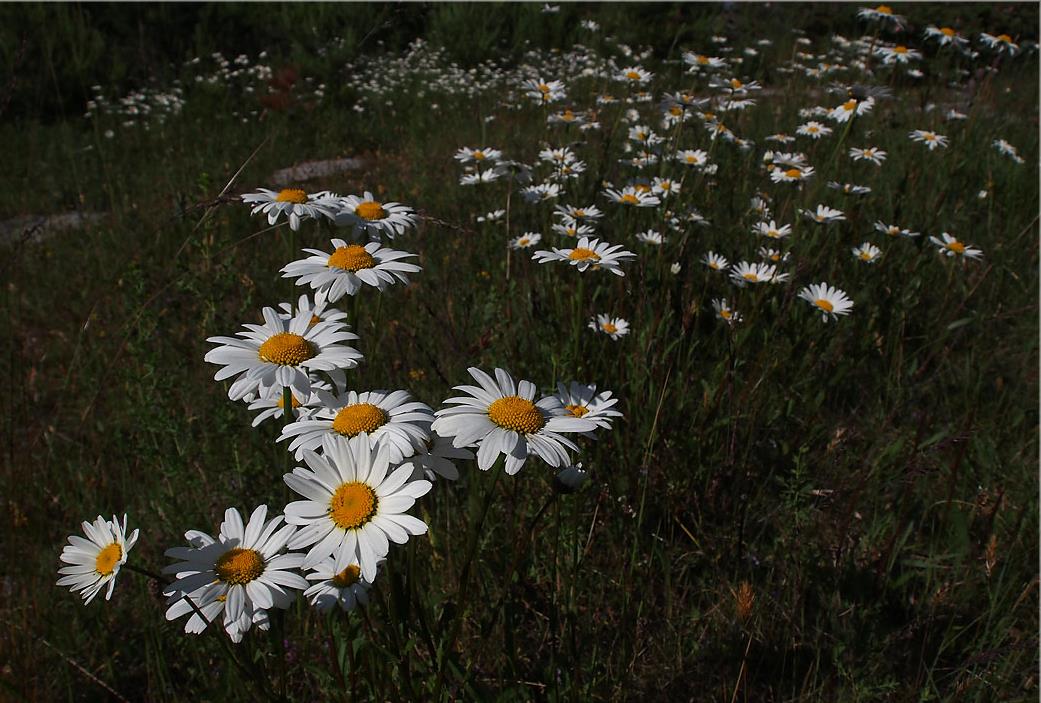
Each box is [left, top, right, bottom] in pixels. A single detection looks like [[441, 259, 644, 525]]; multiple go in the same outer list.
[[993, 139, 1025, 164], [334, 191, 417, 240], [589, 314, 630, 340], [531, 236, 636, 276], [683, 52, 728, 71], [852, 242, 882, 263], [676, 149, 711, 168], [554, 382, 623, 432], [924, 26, 968, 49], [241, 188, 338, 231], [909, 130, 949, 150], [283, 433, 431, 578], [770, 165, 815, 183], [798, 283, 854, 322], [163, 505, 307, 643], [712, 298, 742, 325], [278, 389, 433, 462], [430, 368, 596, 475], [477, 209, 506, 223], [876, 44, 922, 64], [510, 232, 542, 249], [520, 182, 563, 203], [554, 204, 604, 222], [304, 556, 374, 613], [702, 251, 730, 271], [204, 307, 362, 402], [281, 239, 421, 302], [603, 186, 661, 208], [454, 147, 503, 164], [828, 181, 872, 195], [828, 96, 874, 122], [651, 177, 680, 198], [521, 77, 566, 104], [636, 230, 666, 246], [874, 221, 919, 238], [849, 146, 887, 165], [858, 4, 906, 27], [730, 261, 776, 286], [551, 222, 596, 239], [617, 65, 653, 84], [57, 514, 139, 605], [797, 121, 833, 139], [752, 221, 792, 240], [460, 170, 502, 186], [800, 205, 846, 224], [928, 233, 983, 259], [979, 32, 1019, 56]]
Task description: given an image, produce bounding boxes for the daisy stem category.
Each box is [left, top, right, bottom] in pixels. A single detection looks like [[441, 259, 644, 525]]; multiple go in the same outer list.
[[435, 467, 502, 695], [125, 562, 166, 583]]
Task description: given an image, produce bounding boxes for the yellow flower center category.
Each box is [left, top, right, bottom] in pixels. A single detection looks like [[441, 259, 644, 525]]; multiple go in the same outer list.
[[354, 201, 387, 221], [518, 238, 530, 246], [703, 112, 715, 121], [843, 99, 857, 111], [565, 404, 589, 418], [730, 78, 743, 89], [94, 543, 122, 576], [331, 403, 388, 437], [332, 564, 362, 588], [568, 248, 600, 262], [602, 322, 618, 334], [686, 155, 698, 163], [258, 333, 316, 366], [815, 299, 834, 312], [215, 548, 265, 585], [275, 188, 308, 204], [620, 193, 640, 205], [997, 34, 1012, 43], [924, 133, 936, 141], [660, 181, 672, 190], [945, 241, 966, 254], [877, 5, 892, 14], [669, 105, 683, 116], [473, 150, 485, 160], [329, 482, 378, 530], [487, 395, 545, 434], [625, 70, 641, 80], [720, 308, 733, 320], [562, 110, 575, 121], [743, 273, 759, 281], [785, 168, 802, 178], [859, 251, 874, 261], [635, 183, 651, 193], [894, 45, 908, 54], [538, 83, 551, 93], [328, 244, 377, 271], [697, 55, 710, 65], [807, 126, 819, 133], [941, 27, 956, 37], [573, 209, 585, 217]]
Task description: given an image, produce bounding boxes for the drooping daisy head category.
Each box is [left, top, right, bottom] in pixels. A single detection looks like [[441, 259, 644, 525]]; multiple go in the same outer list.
[[57, 514, 139, 605], [554, 382, 623, 433]]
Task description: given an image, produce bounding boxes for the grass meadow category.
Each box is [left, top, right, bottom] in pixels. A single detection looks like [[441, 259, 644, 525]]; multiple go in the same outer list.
[[2, 3, 1039, 701]]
